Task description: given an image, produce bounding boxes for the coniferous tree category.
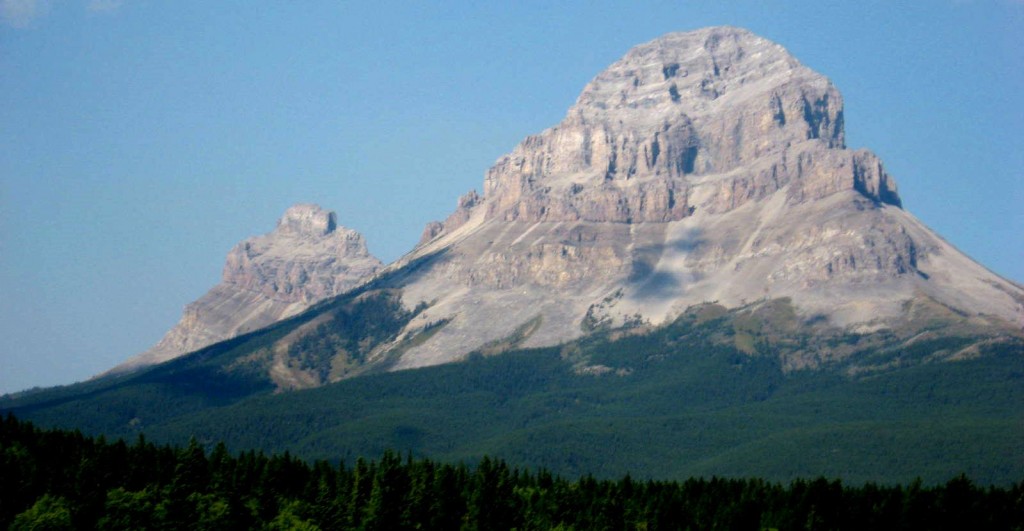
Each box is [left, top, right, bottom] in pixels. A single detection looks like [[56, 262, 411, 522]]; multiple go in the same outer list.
[[96, 487, 157, 530], [2, 414, 1023, 530], [347, 457, 375, 528], [9, 494, 73, 531], [402, 455, 434, 528], [363, 450, 408, 530], [429, 463, 466, 530]]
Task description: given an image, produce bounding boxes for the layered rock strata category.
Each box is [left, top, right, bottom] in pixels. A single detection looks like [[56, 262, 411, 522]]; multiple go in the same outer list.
[[108, 27, 1023, 380], [111, 204, 382, 373], [395, 26, 1022, 369]]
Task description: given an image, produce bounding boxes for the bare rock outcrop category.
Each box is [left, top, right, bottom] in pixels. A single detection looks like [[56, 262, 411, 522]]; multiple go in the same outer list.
[[418, 191, 481, 245], [396, 27, 1021, 370], [109, 27, 1022, 381], [110, 204, 381, 373], [421, 27, 898, 234]]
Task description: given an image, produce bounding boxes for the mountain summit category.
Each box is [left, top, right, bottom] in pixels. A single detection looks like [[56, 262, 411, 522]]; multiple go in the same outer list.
[[11, 27, 1021, 485], [383, 26, 1021, 370], [110, 204, 382, 374], [106, 27, 1022, 381]]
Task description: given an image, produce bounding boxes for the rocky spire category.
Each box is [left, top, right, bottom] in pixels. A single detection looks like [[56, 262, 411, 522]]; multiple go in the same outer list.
[[222, 204, 379, 303], [109, 204, 382, 374], [275, 203, 337, 236]]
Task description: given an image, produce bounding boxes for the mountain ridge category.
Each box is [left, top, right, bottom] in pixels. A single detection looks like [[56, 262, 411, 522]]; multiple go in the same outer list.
[[105, 26, 1022, 388]]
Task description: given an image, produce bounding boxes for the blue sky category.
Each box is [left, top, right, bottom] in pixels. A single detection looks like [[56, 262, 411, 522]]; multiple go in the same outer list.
[[1, 1, 1021, 394]]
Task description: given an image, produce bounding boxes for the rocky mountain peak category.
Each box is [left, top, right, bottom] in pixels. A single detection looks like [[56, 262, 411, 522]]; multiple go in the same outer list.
[[223, 204, 379, 303], [454, 26, 892, 231], [574, 27, 816, 127], [109, 204, 382, 374], [276, 203, 337, 237], [571, 26, 845, 156], [397, 27, 1020, 373], [107, 27, 1022, 386]]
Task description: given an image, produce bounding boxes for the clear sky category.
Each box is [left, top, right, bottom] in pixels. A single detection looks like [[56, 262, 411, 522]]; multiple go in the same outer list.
[[1, 1, 1021, 394]]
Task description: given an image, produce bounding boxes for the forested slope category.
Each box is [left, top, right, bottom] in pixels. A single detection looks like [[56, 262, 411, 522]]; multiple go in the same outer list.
[[4, 301, 1022, 485], [2, 415, 1021, 530]]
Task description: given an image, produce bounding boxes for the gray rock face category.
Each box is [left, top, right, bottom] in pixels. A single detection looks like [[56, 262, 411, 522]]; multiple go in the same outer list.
[[222, 205, 379, 304], [393, 27, 1022, 370], [473, 27, 894, 226], [422, 27, 899, 237], [107, 27, 1023, 380], [110, 204, 382, 373]]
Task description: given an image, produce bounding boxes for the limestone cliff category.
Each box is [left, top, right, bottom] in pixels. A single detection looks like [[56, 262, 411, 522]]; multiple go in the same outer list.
[[393, 27, 1022, 370], [107, 27, 1023, 380], [110, 204, 382, 373]]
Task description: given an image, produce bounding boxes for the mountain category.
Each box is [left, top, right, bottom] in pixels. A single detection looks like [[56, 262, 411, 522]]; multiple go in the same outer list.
[[4, 27, 1022, 484], [107, 26, 1022, 380], [383, 26, 1022, 371], [109, 204, 382, 374]]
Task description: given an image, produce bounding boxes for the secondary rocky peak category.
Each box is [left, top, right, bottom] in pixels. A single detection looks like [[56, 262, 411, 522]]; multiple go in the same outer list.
[[109, 205, 382, 374], [276, 203, 337, 236], [223, 205, 379, 303]]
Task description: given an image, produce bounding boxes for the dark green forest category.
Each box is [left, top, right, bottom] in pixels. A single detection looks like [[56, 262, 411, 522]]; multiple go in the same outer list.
[[3, 414, 1022, 530], [4, 296, 1022, 485]]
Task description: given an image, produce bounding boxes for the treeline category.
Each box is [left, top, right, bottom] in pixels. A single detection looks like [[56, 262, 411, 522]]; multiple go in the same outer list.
[[2, 414, 1021, 530]]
